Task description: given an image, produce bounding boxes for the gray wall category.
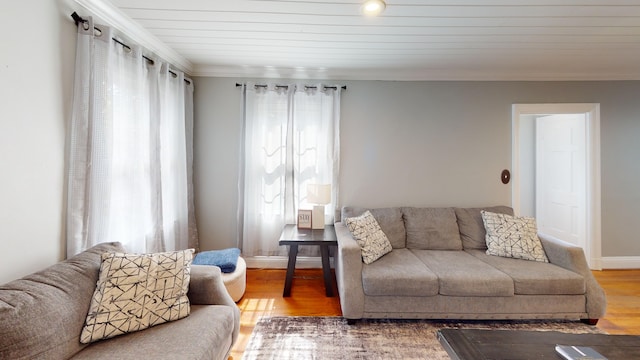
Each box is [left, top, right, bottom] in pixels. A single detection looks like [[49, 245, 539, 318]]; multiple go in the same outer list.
[[194, 77, 640, 258], [0, 0, 76, 284]]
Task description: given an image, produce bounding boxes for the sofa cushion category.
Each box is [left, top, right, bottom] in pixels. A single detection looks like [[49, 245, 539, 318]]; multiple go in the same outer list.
[[403, 207, 463, 250], [342, 207, 406, 248], [361, 249, 439, 297], [410, 250, 514, 296], [345, 211, 393, 264], [0, 242, 126, 360], [72, 305, 235, 360], [466, 250, 586, 295], [81, 249, 194, 344], [481, 211, 549, 263], [455, 206, 514, 250]]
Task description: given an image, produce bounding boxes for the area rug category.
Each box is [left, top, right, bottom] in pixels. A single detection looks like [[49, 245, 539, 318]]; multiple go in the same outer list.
[[241, 316, 604, 360]]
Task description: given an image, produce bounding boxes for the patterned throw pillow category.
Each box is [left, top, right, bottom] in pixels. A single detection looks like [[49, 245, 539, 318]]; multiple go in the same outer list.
[[481, 211, 549, 263], [345, 210, 393, 264], [80, 249, 194, 343]]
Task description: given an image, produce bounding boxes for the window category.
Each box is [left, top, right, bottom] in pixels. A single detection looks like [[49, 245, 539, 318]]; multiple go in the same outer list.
[[239, 84, 342, 257]]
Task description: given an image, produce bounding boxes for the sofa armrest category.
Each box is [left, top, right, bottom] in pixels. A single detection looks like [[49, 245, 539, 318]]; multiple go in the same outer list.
[[538, 233, 607, 319], [335, 222, 365, 319], [188, 265, 240, 345]]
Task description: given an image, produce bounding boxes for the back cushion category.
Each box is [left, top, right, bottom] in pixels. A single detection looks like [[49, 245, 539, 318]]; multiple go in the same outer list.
[[0, 242, 126, 360], [403, 207, 462, 250], [455, 206, 514, 249], [342, 207, 406, 248]]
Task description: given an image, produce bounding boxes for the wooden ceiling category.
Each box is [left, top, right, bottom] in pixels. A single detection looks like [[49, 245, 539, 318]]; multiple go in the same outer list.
[[95, 0, 640, 80]]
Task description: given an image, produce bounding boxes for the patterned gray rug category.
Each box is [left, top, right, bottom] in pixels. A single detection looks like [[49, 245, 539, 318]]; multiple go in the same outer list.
[[241, 316, 604, 360]]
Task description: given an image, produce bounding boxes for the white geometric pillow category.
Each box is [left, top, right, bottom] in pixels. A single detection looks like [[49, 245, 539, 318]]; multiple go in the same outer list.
[[345, 210, 393, 264], [80, 249, 194, 343], [481, 211, 549, 263]]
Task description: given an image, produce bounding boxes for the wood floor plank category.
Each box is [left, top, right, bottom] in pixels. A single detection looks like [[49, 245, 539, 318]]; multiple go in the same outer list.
[[230, 269, 341, 359], [228, 268, 640, 359], [592, 270, 640, 335]]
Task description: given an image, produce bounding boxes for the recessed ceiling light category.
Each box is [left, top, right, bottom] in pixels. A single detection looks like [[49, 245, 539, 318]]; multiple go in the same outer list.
[[361, 0, 386, 16]]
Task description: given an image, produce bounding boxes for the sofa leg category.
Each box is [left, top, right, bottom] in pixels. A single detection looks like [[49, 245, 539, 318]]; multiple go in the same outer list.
[[581, 318, 599, 326], [346, 319, 358, 325]]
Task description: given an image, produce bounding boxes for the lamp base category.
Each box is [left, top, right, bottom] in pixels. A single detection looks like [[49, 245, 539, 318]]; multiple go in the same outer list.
[[312, 205, 325, 229]]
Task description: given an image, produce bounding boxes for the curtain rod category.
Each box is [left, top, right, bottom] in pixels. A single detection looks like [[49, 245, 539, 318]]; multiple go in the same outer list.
[[71, 12, 191, 86], [235, 83, 346, 90]]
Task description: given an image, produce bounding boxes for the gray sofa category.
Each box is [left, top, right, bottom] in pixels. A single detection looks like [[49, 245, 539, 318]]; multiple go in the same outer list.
[[335, 206, 607, 324], [0, 242, 240, 360]]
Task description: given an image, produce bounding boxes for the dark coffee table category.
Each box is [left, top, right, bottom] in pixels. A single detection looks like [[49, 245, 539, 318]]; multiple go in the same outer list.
[[438, 328, 640, 360]]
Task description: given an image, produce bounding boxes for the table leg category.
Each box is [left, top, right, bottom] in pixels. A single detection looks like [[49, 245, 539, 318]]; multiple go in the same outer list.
[[320, 245, 334, 297], [283, 244, 298, 297]]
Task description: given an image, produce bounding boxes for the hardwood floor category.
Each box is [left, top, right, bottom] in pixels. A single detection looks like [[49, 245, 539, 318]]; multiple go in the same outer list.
[[592, 269, 640, 335], [229, 268, 640, 359], [230, 269, 341, 359]]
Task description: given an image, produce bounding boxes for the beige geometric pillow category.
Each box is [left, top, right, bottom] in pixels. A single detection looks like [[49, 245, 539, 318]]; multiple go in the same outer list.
[[481, 211, 549, 263], [80, 249, 194, 343], [345, 210, 393, 264]]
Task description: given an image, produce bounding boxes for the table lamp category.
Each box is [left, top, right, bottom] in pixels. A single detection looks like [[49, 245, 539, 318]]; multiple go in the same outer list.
[[307, 184, 331, 229]]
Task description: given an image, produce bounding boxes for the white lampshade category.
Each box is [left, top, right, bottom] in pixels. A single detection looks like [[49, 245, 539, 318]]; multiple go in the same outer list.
[[307, 184, 331, 229], [307, 184, 331, 205]]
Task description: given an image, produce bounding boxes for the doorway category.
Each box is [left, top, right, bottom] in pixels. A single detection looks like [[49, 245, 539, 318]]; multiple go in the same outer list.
[[512, 104, 601, 269]]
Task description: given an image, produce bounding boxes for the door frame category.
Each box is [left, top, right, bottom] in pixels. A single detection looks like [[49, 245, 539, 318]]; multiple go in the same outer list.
[[512, 104, 601, 269]]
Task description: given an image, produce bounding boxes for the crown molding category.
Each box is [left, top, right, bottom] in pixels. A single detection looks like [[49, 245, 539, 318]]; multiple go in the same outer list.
[[193, 64, 640, 81], [72, 0, 193, 74]]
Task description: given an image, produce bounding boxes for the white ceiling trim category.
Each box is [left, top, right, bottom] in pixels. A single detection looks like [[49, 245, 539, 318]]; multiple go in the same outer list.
[[73, 0, 193, 74], [193, 64, 640, 81]]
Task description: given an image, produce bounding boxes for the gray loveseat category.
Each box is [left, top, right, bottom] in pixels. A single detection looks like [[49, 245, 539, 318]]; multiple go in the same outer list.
[[0, 242, 240, 360], [335, 206, 606, 324]]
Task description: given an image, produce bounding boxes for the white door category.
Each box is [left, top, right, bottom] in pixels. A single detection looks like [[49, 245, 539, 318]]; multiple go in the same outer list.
[[512, 103, 601, 270], [535, 114, 587, 249]]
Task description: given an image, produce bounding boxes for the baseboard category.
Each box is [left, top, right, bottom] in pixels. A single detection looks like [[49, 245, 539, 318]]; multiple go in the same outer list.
[[245, 256, 332, 269], [600, 256, 640, 270]]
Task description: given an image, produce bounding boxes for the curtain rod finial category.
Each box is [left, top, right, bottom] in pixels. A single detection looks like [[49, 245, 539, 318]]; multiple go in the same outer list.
[[71, 12, 85, 26]]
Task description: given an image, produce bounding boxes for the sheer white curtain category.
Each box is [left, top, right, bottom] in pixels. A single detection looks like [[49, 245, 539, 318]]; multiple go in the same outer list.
[[67, 17, 198, 256], [239, 83, 342, 257]]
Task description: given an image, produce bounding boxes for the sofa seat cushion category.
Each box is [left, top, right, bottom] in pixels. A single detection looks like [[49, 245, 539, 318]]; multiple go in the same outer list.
[[466, 250, 586, 295], [403, 207, 463, 250], [411, 250, 514, 297], [0, 242, 125, 360], [455, 206, 514, 250], [362, 249, 439, 297], [71, 305, 235, 360], [342, 207, 406, 248]]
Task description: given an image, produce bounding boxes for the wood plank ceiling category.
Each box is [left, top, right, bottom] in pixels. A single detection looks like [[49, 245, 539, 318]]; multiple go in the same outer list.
[[107, 0, 640, 80]]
